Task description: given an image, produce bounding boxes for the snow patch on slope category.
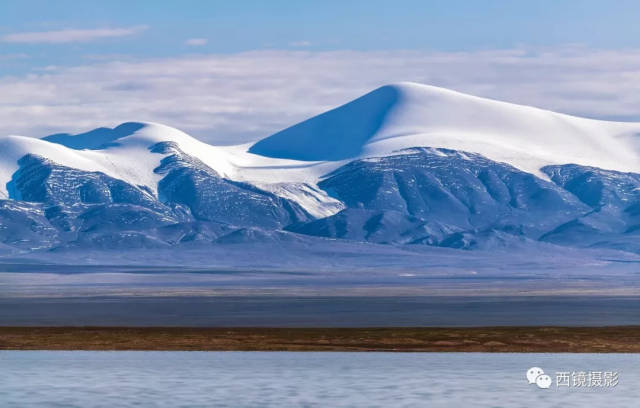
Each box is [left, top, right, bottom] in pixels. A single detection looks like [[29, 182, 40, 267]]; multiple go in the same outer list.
[[255, 182, 345, 218]]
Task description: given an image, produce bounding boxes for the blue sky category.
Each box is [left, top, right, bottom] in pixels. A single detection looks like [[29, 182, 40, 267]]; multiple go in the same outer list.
[[2, 1, 640, 142], [3, 0, 640, 67]]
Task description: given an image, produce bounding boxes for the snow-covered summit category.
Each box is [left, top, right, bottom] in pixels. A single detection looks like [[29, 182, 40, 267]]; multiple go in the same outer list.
[[250, 82, 640, 176], [0, 121, 236, 199]]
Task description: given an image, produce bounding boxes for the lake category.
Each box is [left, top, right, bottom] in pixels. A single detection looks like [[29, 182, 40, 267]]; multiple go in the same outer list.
[[1, 352, 637, 407]]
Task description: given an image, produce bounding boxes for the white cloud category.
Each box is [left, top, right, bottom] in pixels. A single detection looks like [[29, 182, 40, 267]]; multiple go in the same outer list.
[[185, 38, 208, 46], [0, 53, 29, 61], [2, 47, 640, 144], [289, 41, 311, 47], [0, 26, 148, 44]]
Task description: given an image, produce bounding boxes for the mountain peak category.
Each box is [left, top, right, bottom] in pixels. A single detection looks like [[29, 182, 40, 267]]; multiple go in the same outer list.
[[248, 81, 504, 162], [249, 84, 402, 161], [249, 82, 640, 176]]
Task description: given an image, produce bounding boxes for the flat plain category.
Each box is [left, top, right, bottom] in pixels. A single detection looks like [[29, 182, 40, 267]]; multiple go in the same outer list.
[[2, 326, 640, 352]]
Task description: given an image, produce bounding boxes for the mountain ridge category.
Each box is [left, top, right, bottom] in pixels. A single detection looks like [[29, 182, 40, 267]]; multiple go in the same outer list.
[[0, 82, 639, 258]]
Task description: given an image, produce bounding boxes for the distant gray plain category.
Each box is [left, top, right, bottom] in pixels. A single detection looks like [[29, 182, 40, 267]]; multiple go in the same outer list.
[[3, 294, 640, 327], [2, 257, 640, 326]]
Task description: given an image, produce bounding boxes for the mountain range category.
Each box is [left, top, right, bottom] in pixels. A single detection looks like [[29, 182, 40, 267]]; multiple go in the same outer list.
[[1, 82, 640, 262]]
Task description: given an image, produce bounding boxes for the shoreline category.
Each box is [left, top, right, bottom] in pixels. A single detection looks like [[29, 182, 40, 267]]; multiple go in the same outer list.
[[2, 326, 640, 352]]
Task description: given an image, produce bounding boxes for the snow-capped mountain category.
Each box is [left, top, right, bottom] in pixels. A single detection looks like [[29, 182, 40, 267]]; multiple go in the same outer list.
[[1, 82, 640, 255]]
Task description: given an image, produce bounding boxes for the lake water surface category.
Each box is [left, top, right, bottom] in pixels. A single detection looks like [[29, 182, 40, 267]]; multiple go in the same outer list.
[[1, 352, 637, 407]]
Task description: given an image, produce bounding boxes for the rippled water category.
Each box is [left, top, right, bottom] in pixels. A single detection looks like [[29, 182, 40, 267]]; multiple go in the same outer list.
[[1, 352, 637, 407]]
